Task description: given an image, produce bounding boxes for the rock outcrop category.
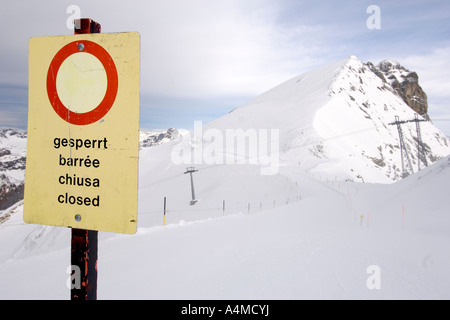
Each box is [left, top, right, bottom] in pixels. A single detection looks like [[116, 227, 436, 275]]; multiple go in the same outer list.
[[0, 176, 24, 210], [140, 128, 181, 148], [0, 129, 27, 210], [366, 60, 429, 120]]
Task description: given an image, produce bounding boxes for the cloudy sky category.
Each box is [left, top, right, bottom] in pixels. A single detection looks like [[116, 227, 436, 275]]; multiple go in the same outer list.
[[1, 0, 450, 134]]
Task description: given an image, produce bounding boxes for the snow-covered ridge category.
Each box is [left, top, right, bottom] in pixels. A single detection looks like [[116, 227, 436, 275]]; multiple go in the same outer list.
[[203, 56, 449, 183], [314, 56, 449, 182]]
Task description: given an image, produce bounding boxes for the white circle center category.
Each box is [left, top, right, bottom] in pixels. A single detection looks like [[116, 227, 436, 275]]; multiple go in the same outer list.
[[56, 52, 107, 114]]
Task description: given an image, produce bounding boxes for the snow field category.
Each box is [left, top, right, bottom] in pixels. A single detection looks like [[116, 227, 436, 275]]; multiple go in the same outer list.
[[1, 56, 450, 299], [1, 156, 450, 299]]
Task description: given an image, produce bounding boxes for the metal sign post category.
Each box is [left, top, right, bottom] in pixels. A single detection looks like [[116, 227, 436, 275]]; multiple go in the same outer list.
[[70, 18, 100, 301], [71, 226, 98, 300], [25, 17, 140, 299]]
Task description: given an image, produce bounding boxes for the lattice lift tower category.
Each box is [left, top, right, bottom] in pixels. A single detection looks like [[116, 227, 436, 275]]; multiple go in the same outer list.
[[389, 114, 428, 178], [413, 113, 428, 170]]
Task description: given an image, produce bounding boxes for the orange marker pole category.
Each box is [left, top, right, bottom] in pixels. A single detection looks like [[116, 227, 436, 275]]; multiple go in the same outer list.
[[164, 197, 166, 225]]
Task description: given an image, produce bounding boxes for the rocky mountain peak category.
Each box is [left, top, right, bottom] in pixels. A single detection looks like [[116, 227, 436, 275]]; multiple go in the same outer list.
[[0, 129, 27, 210], [365, 59, 429, 120], [139, 128, 182, 148], [377, 59, 402, 72]]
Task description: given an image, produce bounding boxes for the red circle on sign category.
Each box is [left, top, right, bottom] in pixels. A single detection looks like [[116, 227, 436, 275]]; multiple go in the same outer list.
[[46, 40, 118, 125]]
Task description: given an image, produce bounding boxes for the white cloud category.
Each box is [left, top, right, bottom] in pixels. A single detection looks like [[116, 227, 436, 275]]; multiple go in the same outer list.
[[401, 47, 450, 103], [131, 0, 327, 98], [398, 46, 450, 135], [2, 0, 450, 130]]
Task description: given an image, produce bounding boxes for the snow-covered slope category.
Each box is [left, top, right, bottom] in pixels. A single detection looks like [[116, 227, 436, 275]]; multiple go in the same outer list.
[[203, 56, 449, 183], [1, 56, 450, 299], [1, 154, 449, 299], [313, 57, 448, 182]]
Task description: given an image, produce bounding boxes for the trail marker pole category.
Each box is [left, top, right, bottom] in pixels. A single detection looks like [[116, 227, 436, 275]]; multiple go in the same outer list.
[[164, 197, 167, 225]]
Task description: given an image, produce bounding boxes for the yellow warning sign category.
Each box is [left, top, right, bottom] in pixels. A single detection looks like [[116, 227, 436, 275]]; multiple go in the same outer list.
[[24, 32, 140, 234]]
